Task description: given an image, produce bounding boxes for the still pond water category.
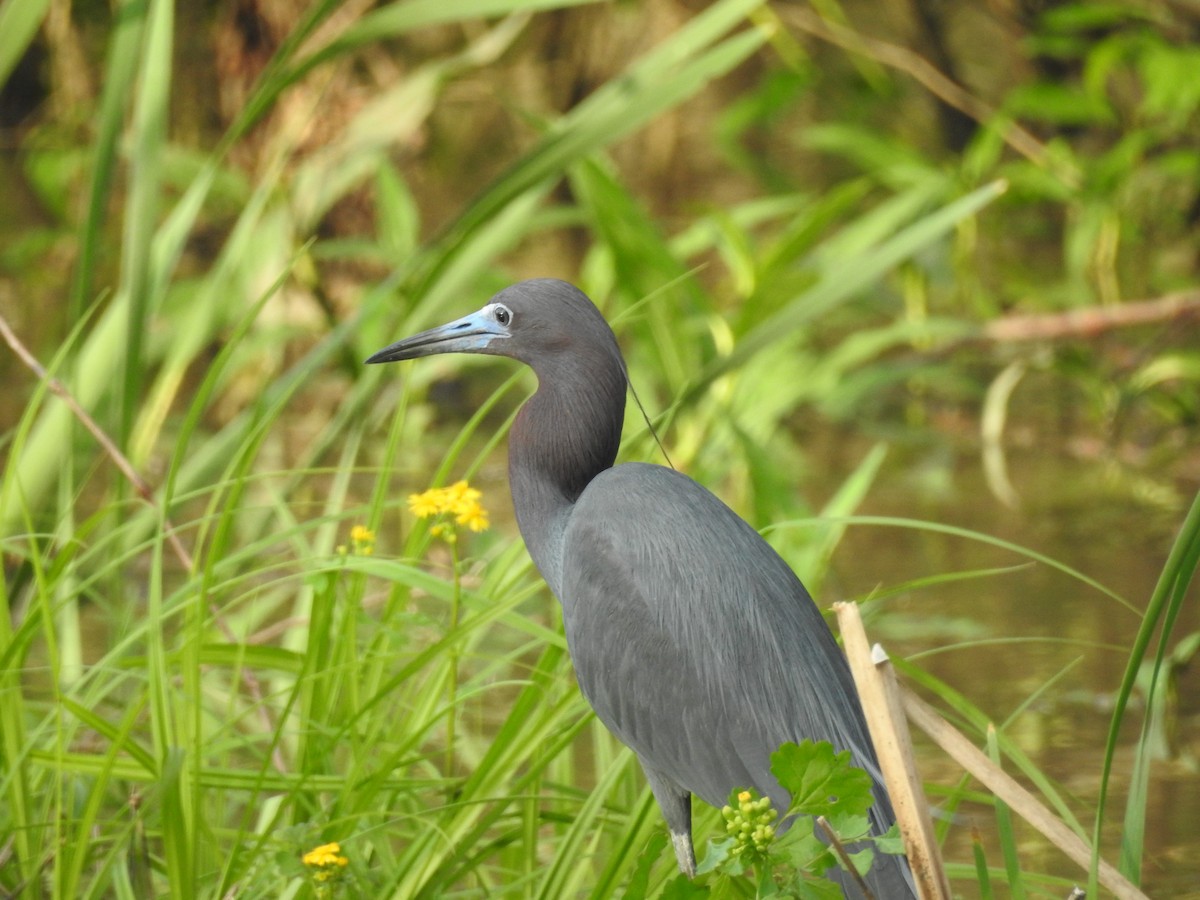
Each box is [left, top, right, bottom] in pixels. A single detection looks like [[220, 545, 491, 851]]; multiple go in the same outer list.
[[811, 422, 1200, 897]]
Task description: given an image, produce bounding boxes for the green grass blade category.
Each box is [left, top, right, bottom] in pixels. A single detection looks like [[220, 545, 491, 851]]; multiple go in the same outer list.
[[59, 698, 148, 899], [412, 0, 769, 297], [972, 829, 993, 900], [534, 748, 639, 899], [894, 659, 1088, 839], [70, 0, 147, 313], [681, 180, 1007, 405], [118, 0, 173, 443], [294, 0, 602, 82], [592, 788, 669, 899], [0, 534, 36, 892], [987, 725, 1025, 899], [803, 514, 1134, 613], [159, 748, 195, 900], [1092, 487, 1200, 891], [0, 0, 50, 89]]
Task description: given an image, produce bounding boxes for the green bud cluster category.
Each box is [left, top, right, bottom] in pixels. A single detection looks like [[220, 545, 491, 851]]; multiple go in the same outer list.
[[720, 790, 778, 858]]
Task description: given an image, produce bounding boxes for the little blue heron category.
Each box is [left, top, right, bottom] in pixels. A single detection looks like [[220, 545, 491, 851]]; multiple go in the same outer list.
[[368, 279, 915, 896]]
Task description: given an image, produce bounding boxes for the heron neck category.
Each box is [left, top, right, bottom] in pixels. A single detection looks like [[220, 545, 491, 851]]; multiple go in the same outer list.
[[508, 354, 626, 596]]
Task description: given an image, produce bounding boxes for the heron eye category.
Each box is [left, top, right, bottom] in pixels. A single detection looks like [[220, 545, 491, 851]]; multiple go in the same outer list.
[[494, 304, 512, 326]]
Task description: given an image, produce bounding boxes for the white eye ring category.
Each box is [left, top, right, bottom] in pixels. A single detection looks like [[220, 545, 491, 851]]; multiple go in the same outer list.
[[493, 304, 512, 326]]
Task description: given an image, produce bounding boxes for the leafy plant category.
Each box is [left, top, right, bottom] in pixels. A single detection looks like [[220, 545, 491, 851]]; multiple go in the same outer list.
[[659, 740, 901, 899]]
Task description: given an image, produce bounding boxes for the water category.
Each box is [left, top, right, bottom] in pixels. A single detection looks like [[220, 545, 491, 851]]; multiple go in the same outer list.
[[818, 422, 1200, 896]]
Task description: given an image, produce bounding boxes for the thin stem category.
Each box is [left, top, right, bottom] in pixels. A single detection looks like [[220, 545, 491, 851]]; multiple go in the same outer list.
[[445, 533, 462, 775], [0, 311, 193, 570]]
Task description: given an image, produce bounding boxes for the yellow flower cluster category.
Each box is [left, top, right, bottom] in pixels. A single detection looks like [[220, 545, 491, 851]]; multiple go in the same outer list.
[[408, 480, 490, 534], [337, 525, 375, 557], [349, 524, 374, 554], [302, 842, 348, 883], [721, 789, 777, 859]]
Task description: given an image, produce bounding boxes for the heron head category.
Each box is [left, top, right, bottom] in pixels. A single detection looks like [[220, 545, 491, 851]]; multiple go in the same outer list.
[[365, 278, 620, 371]]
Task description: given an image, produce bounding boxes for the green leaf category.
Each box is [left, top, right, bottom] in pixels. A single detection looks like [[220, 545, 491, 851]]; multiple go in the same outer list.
[[846, 846, 876, 880], [791, 880, 844, 900], [659, 874, 713, 898], [770, 740, 875, 820], [679, 180, 1005, 407], [771, 817, 829, 871], [619, 830, 670, 898], [0, 0, 51, 89], [1005, 81, 1115, 126], [695, 836, 736, 876], [873, 824, 906, 856], [821, 813, 870, 842], [1093, 487, 1200, 893], [376, 164, 421, 259]]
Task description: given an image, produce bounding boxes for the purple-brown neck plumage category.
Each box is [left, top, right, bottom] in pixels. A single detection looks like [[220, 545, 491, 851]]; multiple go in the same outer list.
[[507, 331, 626, 596]]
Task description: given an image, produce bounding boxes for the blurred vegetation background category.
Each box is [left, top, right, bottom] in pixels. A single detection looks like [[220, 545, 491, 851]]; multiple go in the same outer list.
[[1, 0, 1198, 897]]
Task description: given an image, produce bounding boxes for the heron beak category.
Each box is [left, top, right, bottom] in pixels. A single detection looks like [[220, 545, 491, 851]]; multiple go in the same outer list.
[[365, 308, 508, 364]]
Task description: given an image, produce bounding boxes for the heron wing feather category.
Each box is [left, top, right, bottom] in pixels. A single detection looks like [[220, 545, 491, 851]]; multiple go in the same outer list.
[[559, 462, 881, 816]]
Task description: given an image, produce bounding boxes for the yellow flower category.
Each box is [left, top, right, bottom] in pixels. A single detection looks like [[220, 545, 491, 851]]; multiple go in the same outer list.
[[456, 506, 489, 532], [303, 841, 348, 869], [304, 841, 348, 887], [444, 480, 479, 509], [408, 490, 442, 518], [407, 480, 490, 536], [346, 524, 375, 556]]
